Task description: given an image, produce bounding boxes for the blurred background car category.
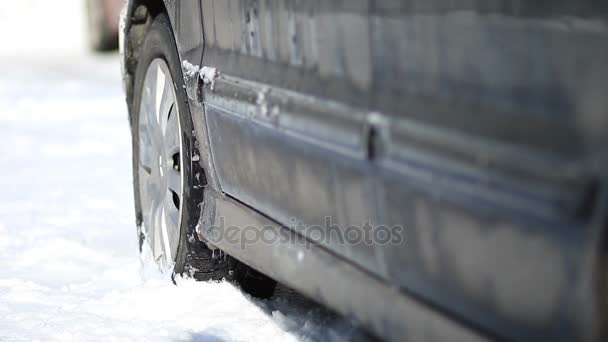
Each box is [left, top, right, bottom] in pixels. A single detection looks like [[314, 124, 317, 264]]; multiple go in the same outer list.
[[85, 0, 122, 51]]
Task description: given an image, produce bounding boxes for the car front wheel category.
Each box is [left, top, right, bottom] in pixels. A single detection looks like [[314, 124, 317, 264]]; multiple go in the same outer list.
[[131, 13, 233, 280], [130, 12, 276, 298]]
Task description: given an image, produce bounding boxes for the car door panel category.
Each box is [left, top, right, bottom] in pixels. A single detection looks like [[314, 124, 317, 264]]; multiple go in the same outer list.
[[203, 74, 376, 265], [374, 123, 594, 340]]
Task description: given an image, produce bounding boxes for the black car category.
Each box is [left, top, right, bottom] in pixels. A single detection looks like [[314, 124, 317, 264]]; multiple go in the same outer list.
[[120, 1, 608, 341]]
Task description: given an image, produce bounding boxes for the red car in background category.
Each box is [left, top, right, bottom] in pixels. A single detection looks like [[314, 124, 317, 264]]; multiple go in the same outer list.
[[85, 0, 123, 51]]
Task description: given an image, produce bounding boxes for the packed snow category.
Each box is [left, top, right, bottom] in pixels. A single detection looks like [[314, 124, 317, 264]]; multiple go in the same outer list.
[[199, 66, 218, 90], [181, 61, 217, 91], [0, 1, 370, 341], [182, 61, 201, 78]]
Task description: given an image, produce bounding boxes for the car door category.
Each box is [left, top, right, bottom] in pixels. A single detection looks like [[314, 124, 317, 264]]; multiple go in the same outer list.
[[360, 1, 605, 341], [200, 0, 380, 271]]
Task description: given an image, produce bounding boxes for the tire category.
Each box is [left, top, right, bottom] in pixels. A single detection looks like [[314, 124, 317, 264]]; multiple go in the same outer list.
[[130, 13, 276, 298], [85, 0, 118, 52]]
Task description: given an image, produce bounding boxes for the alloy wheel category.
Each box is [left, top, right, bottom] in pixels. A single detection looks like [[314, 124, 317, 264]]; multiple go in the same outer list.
[[138, 58, 183, 268]]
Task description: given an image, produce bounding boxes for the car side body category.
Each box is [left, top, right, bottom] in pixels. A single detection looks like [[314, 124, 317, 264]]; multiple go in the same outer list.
[[120, 1, 608, 341]]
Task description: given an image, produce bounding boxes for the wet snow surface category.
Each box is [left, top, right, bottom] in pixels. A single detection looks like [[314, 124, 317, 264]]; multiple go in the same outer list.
[[0, 2, 371, 341]]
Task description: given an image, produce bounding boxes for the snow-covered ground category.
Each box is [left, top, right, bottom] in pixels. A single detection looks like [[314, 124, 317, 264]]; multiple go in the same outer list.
[[0, 2, 369, 341]]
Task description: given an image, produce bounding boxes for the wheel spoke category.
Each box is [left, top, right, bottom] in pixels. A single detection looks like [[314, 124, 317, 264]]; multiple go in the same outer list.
[[148, 120, 163, 154], [159, 205, 172, 265], [157, 70, 174, 134], [143, 70, 158, 125], [141, 91, 163, 151], [152, 199, 164, 262], [139, 132, 156, 173], [164, 104, 180, 155], [144, 65, 166, 147], [163, 194, 180, 260], [139, 172, 161, 228], [167, 168, 181, 194]]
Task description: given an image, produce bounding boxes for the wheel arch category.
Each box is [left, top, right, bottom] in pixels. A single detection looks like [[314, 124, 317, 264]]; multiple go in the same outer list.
[[121, 0, 174, 115]]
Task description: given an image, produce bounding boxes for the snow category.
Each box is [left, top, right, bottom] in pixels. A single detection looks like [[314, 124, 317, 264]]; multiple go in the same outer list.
[[200, 66, 218, 90], [181, 62, 217, 90], [0, 1, 369, 341], [182, 60, 201, 78]]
